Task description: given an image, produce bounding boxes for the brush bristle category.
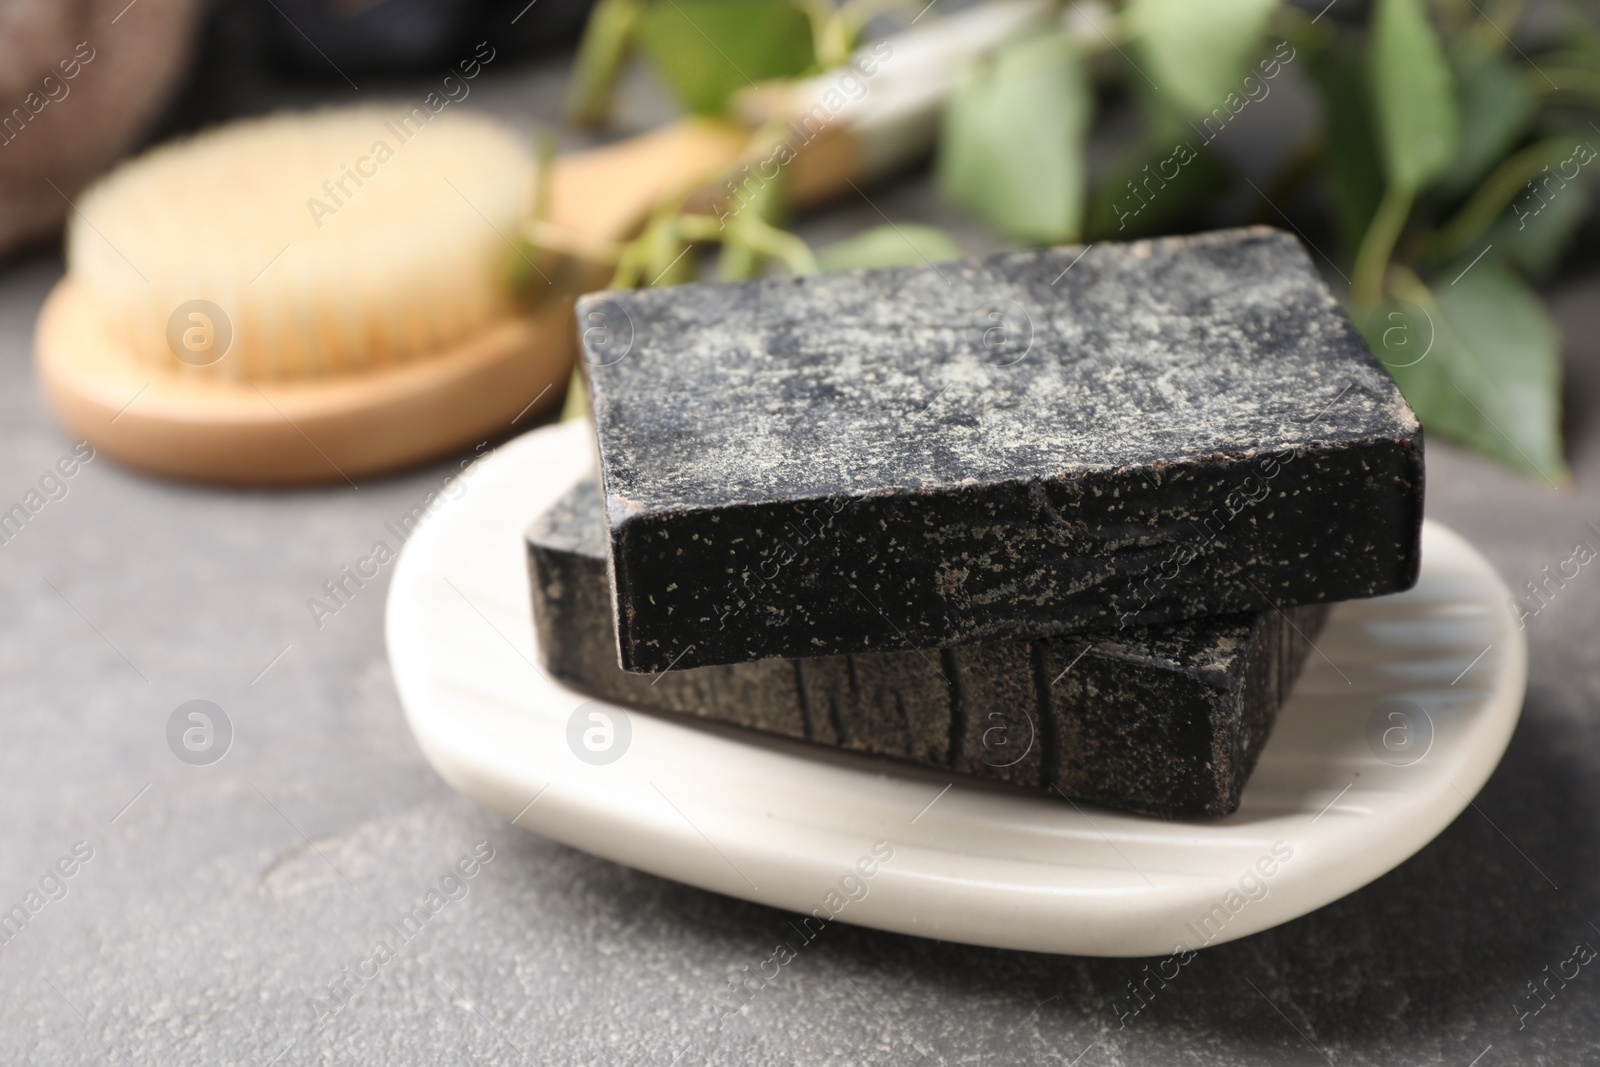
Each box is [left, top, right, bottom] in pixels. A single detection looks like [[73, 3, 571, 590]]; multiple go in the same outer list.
[[68, 106, 536, 381]]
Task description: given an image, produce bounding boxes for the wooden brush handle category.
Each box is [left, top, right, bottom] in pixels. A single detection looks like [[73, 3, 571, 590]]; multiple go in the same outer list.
[[36, 280, 576, 485]]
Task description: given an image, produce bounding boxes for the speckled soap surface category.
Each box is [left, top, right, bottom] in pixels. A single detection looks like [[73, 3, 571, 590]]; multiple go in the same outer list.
[[583, 226, 1423, 673]]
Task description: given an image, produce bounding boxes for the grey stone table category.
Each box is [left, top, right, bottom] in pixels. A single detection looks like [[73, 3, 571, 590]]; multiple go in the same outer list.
[[2, 42, 1599, 1067]]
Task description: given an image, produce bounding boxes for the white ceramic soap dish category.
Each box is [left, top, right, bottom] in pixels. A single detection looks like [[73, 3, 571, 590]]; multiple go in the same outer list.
[[386, 422, 1525, 957]]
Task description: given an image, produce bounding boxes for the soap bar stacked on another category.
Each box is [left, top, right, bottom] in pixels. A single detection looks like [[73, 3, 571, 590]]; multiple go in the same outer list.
[[527, 226, 1424, 818], [529, 479, 1330, 817]]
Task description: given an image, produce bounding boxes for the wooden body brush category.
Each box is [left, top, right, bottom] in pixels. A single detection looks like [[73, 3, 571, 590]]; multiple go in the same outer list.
[[36, 0, 1047, 485], [39, 106, 572, 485]]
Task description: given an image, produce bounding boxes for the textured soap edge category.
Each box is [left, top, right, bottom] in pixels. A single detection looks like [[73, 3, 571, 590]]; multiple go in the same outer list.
[[605, 431, 1413, 672], [528, 481, 1330, 818]]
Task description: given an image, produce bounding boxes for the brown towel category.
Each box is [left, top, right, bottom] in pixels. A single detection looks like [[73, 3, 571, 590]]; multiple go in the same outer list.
[[0, 0, 204, 258]]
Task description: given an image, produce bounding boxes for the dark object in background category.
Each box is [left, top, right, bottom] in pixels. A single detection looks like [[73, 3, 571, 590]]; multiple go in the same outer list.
[[150, 0, 599, 151], [246, 0, 595, 76], [483, 0, 599, 59], [584, 227, 1423, 673], [528, 478, 1329, 818], [250, 0, 481, 74]]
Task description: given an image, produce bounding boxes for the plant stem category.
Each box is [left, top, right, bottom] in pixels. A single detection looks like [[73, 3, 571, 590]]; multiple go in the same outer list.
[[1352, 184, 1413, 312], [736, 216, 819, 274], [676, 215, 727, 243], [1530, 66, 1600, 102], [564, 0, 642, 127], [1486, 0, 1530, 43], [1431, 137, 1585, 260], [836, 0, 921, 43]]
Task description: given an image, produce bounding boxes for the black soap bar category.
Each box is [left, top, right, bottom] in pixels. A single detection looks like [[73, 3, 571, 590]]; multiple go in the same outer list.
[[528, 479, 1330, 818], [582, 226, 1421, 673]]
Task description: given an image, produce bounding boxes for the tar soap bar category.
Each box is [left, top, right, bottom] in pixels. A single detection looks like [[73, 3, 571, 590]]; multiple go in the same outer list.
[[528, 479, 1329, 818], [582, 226, 1420, 673]]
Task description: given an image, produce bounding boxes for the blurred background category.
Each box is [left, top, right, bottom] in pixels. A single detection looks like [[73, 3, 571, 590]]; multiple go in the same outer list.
[[10, 0, 1600, 479], [4, 0, 1600, 1063]]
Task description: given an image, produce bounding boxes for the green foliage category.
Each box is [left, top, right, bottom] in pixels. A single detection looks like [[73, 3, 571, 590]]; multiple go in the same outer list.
[[1307, 42, 1384, 257], [816, 224, 961, 271], [565, 0, 645, 125], [1368, 0, 1459, 192], [1056, 0, 1589, 482], [1374, 261, 1568, 485], [557, 0, 1600, 482], [938, 32, 1090, 244], [635, 0, 816, 115], [1127, 0, 1280, 117], [1440, 48, 1534, 198]]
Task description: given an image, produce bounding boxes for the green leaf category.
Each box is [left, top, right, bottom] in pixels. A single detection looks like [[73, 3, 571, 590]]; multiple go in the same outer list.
[[635, 0, 815, 116], [1125, 0, 1280, 117], [1371, 261, 1567, 484], [1368, 0, 1459, 192], [816, 224, 961, 272], [938, 33, 1091, 244], [1437, 48, 1535, 199], [1306, 40, 1385, 259]]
